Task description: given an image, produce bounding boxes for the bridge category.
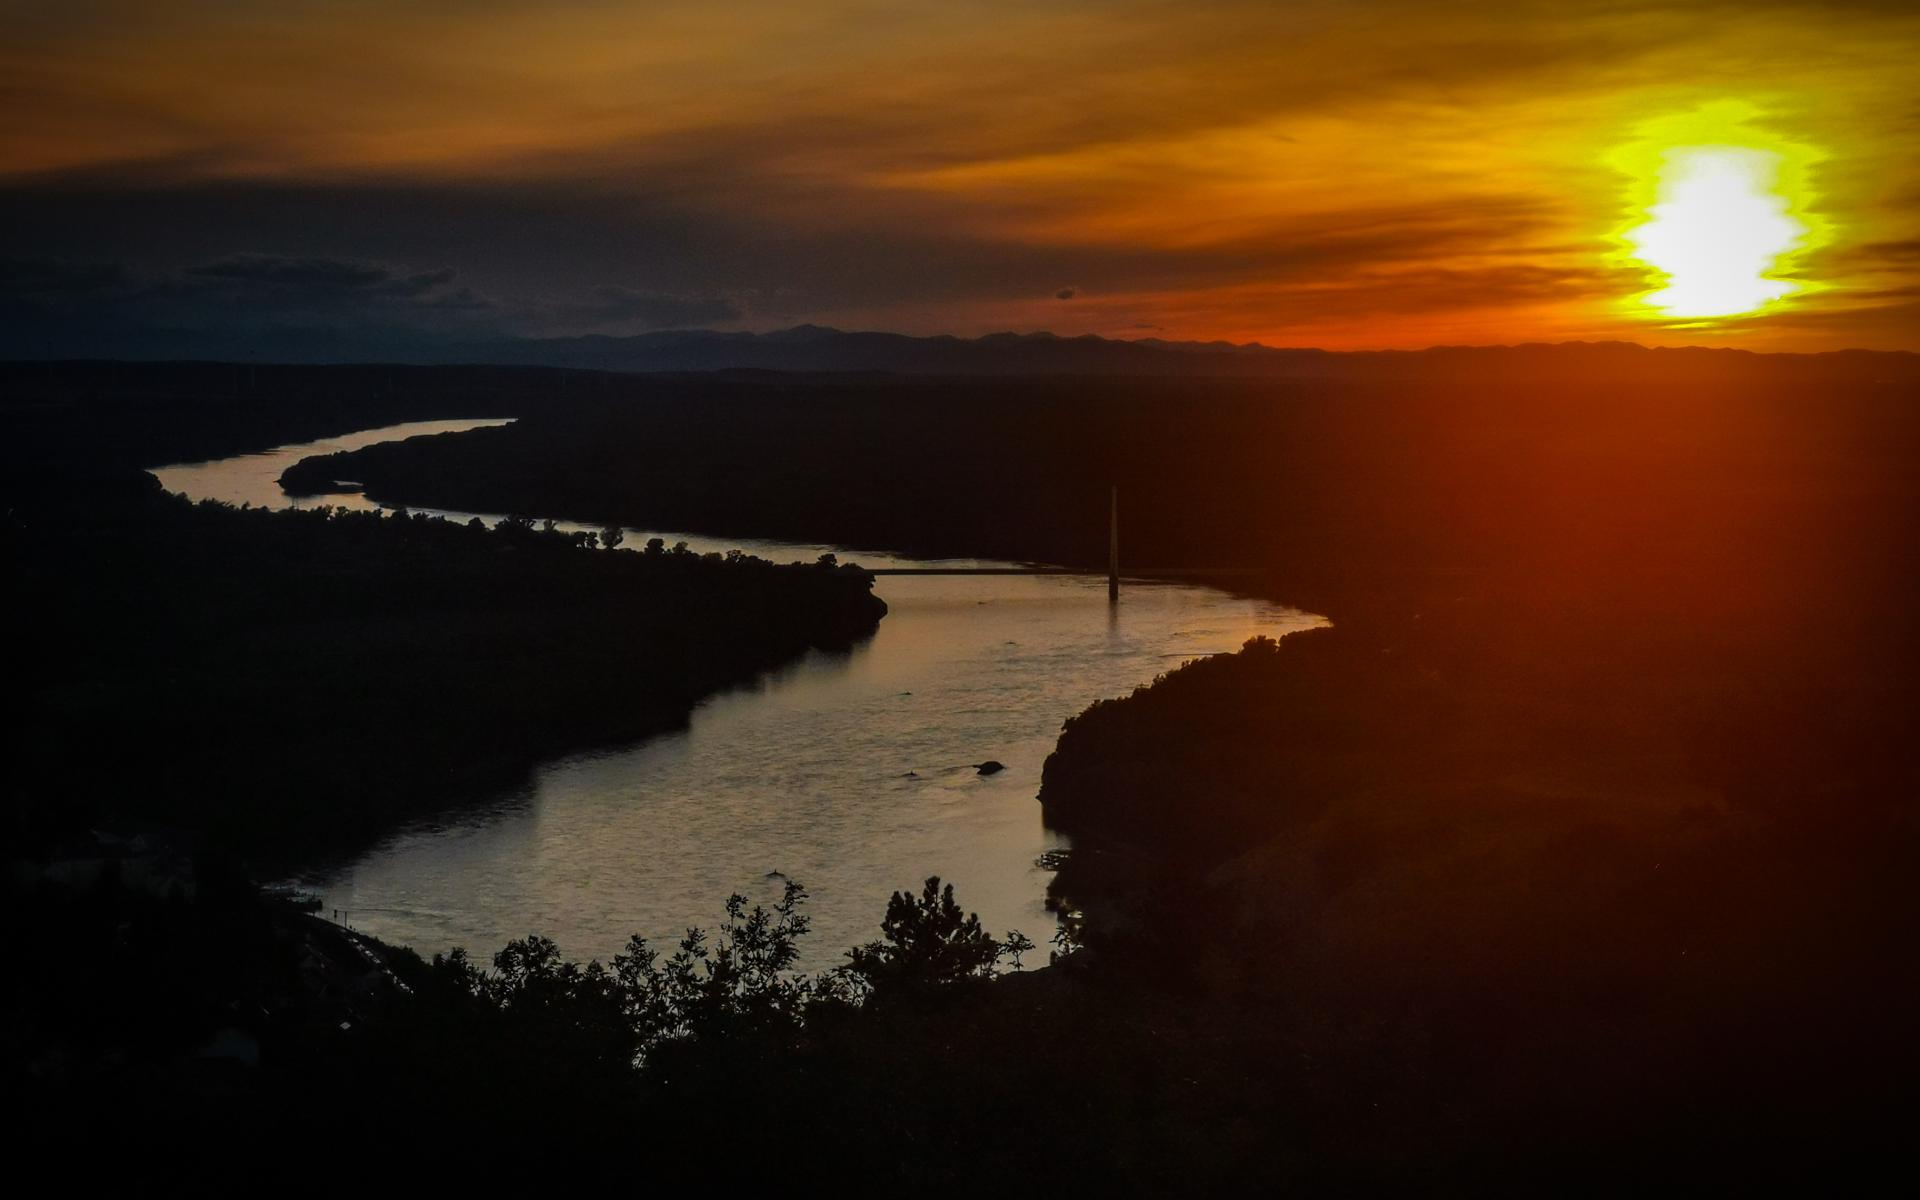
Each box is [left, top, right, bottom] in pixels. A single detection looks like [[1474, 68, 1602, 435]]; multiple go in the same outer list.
[[862, 488, 1259, 600]]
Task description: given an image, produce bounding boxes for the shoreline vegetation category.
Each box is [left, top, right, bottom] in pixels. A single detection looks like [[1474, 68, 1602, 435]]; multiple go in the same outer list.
[[1036, 625, 1913, 1173], [10, 861, 1051, 1175], [6, 355, 1917, 1185], [5, 474, 886, 865]]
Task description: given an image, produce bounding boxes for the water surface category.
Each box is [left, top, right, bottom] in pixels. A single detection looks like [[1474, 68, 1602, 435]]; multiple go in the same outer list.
[[157, 421, 1322, 967]]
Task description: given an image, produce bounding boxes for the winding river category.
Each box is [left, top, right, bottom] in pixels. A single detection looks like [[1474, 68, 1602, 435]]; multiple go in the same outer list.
[[155, 420, 1322, 967]]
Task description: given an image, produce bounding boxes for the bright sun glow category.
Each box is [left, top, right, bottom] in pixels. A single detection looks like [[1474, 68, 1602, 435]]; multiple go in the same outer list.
[[1627, 147, 1803, 317], [1612, 102, 1826, 322]]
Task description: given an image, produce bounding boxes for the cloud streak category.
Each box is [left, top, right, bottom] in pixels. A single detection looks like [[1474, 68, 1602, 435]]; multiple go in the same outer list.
[[0, 1, 1915, 349]]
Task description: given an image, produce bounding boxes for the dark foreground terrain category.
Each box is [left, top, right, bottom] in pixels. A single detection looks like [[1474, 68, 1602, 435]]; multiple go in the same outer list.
[[6, 353, 1918, 1188]]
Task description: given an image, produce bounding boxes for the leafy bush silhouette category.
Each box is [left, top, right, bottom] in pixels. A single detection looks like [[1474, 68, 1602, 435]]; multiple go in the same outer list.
[[613, 879, 814, 1054], [433, 936, 638, 1082], [423, 880, 817, 1072], [839, 876, 1029, 1002], [419, 876, 1032, 1067]]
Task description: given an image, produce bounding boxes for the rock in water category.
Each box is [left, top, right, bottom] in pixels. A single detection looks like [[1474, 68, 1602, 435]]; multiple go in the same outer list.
[[975, 760, 1006, 776]]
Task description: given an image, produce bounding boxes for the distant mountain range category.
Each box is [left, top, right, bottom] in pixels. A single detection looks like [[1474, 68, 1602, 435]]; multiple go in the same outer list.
[[474, 325, 1915, 381], [11, 320, 1917, 380]]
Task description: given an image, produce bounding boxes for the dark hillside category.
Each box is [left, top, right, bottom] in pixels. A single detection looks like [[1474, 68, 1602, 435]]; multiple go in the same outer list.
[[1031, 618, 1916, 1181]]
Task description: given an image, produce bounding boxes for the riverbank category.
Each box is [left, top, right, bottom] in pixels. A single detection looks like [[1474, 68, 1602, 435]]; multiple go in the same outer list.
[[6, 472, 887, 866], [1026, 608, 1916, 1182]]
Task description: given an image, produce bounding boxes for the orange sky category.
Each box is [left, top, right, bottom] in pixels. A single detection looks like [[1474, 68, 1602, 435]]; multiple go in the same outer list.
[[3, 1, 1917, 350]]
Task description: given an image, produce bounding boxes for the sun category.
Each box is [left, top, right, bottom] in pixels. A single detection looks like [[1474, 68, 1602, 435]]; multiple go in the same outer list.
[[1611, 102, 1826, 322], [1626, 147, 1802, 317]]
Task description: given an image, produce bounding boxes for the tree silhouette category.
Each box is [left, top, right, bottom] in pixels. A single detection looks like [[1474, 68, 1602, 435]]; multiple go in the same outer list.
[[840, 876, 1008, 1000], [612, 880, 814, 1053]]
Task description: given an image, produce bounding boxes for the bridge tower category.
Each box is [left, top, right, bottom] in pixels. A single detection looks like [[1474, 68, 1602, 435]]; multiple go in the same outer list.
[[1108, 485, 1120, 603]]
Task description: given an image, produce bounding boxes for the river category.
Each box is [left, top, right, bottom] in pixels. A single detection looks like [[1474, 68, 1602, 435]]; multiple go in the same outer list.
[[154, 419, 1322, 968]]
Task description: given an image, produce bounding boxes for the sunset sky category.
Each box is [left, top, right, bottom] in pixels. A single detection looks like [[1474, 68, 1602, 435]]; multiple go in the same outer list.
[[3, 1, 1916, 352]]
